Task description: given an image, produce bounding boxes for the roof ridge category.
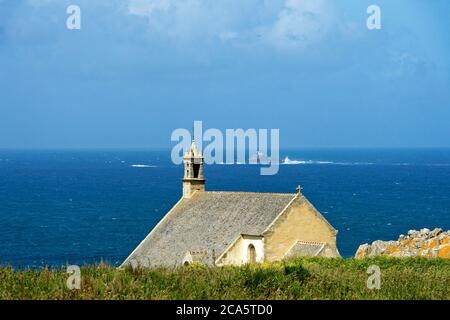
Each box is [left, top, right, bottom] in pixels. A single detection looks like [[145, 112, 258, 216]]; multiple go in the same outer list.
[[204, 191, 297, 196]]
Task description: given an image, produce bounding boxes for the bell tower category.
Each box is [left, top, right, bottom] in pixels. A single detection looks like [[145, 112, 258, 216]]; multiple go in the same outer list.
[[182, 140, 205, 198]]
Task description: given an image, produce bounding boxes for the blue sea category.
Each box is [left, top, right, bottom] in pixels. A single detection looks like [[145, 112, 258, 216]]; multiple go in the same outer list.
[[1, 149, 450, 268]]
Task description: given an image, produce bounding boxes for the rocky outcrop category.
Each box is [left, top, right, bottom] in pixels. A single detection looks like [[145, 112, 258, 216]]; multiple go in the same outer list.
[[355, 228, 450, 259]]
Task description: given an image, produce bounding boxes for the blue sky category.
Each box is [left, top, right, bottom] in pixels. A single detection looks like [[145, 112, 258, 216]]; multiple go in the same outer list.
[[0, 0, 449, 149]]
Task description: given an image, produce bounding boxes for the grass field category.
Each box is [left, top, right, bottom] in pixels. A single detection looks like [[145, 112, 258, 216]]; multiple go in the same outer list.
[[1, 257, 450, 300]]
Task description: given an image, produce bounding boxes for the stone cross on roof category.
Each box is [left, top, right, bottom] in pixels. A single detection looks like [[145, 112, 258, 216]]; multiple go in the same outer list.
[[296, 185, 303, 194]]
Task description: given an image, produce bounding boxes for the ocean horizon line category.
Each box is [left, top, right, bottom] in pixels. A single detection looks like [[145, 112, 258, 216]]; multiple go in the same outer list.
[[1, 146, 450, 152]]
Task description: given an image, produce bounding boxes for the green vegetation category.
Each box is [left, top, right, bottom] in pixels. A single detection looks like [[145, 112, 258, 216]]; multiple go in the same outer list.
[[1, 257, 450, 300]]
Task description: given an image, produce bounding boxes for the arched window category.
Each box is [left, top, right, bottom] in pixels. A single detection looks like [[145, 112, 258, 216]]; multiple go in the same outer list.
[[247, 244, 256, 263]]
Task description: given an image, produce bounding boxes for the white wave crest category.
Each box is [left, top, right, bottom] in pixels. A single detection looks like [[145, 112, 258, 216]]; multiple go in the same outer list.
[[131, 164, 157, 168], [281, 156, 374, 166]]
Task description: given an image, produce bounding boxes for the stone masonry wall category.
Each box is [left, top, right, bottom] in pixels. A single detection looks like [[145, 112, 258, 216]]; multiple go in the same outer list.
[[264, 197, 339, 261]]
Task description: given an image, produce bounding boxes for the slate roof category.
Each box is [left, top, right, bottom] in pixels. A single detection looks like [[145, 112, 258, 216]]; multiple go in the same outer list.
[[122, 191, 296, 268], [284, 241, 327, 258]]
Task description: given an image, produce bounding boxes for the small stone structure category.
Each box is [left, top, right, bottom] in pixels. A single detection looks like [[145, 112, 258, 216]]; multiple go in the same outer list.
[[121, 140, 340, 268], [355, 228, 450, 259]]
